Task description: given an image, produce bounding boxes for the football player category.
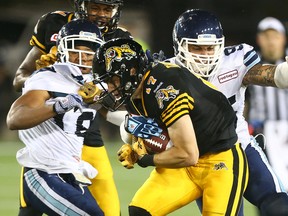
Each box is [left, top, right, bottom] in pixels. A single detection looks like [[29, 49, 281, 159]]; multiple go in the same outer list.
[[14, 0, 132, 92], [13, 1, 130, 215], [169, 9, 288, 216], [92, 38, 249, 216], [7, 19, 104, 216]]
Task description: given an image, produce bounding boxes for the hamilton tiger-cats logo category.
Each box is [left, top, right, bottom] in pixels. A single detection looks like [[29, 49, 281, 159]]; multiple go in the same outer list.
[[155, 85, 179, 109], [104, 44, 136, 72]]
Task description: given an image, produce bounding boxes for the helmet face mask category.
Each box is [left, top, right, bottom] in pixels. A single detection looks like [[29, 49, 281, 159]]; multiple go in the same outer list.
[[173, 9, 225, 78], [75, 0, 123, 32], [93, 38, 147, 111], [57, 19, 104, 71]]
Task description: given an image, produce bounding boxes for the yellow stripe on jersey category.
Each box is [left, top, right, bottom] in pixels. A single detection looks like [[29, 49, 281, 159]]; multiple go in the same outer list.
[[161, 93, 194, 127], [68, 13, 74, 22], [30, 35, 46, 54], [141, 70, 151, 116]]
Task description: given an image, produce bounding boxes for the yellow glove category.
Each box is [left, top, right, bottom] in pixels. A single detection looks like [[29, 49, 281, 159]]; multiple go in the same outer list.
[[133, 138, 155, 168], [78, 82, 102, 104], [117, 144, 138, 169], [132, 138, 148, 158], [35, 46, 58, 70]]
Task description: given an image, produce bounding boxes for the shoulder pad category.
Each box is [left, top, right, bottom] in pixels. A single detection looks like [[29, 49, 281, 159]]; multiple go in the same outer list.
[[117, 26, 130, 32], [50, 11, 74, 17]]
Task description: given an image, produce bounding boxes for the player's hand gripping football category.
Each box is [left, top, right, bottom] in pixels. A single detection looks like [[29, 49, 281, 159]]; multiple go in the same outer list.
[[132, 138, 148, 159], [35, 46, 58, 70], [78, 82, 102, 104], [117, 143, 138, 169]]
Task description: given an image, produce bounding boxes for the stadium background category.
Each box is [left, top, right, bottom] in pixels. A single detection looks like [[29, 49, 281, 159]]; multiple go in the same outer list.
[[0, 0, 287, 215]]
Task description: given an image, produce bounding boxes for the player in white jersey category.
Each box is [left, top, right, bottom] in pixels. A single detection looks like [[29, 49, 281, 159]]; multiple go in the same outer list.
[[168, 9, 288, 216], [6, 19, 105, 216]]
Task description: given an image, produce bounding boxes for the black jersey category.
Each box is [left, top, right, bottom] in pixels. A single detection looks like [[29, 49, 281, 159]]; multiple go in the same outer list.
[[30, 10, 132, 54], [128, 62, 238, 156]]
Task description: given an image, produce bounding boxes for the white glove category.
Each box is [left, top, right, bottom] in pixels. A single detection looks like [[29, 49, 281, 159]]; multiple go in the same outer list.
[[53, 94, 83, 114]]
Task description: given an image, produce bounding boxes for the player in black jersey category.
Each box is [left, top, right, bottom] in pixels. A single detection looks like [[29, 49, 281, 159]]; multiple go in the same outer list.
[[14, 1, 131, 216], [92, 38, 249, 216], [14, 0, 132, 92]]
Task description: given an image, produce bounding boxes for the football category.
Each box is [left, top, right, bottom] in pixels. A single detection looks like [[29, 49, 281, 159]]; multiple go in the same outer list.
[[143, 128, 173, 154]]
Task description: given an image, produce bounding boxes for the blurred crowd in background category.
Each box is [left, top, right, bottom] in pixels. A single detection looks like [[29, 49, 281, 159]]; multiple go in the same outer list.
[[1, 0, 288, 141]]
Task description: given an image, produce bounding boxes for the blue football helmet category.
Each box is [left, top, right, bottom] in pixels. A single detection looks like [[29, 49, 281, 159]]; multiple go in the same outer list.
[[74, 0, 123, 33], [92, 38, 148, 111], [173, 9, 225, 77], [57, 19, 104, 69]]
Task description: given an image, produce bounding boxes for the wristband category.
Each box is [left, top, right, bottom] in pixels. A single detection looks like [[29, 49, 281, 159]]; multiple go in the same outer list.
[[137, 154, 155, 168]]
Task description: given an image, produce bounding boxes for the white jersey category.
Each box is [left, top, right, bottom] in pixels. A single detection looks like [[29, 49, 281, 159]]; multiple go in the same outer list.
[[17, 63, 96, 174], [168, 43, 260, 149]]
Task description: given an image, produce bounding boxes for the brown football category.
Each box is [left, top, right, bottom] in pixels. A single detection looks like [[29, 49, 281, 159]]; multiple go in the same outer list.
[[142, 128, 173, 154]]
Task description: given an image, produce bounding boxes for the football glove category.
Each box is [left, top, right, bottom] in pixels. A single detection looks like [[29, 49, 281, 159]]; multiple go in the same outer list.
[[53, 94, 83, 114], [78, 82, 102, 104], [117, 143, 138, 169], [132, 138, 155, 168], [124, 114, 163, 139], [35, 46, 58, 70], [132, 138, 148, 158], [145, 49, 166, 63]]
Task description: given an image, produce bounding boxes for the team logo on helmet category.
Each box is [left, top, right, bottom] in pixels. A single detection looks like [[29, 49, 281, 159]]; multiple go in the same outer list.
[[155, 85, 179, 109], [104, 44, 136, 72]]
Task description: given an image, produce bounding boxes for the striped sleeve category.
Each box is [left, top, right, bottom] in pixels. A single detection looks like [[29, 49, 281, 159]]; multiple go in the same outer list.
[[161, 93, 194, 127]]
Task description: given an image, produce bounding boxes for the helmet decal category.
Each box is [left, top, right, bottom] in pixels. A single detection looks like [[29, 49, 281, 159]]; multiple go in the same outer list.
[[92, 38, 147, 111], [105, 44, 136, 72]]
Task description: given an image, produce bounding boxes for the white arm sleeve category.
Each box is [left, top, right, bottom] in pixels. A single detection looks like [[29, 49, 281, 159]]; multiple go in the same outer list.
[[274, 57, 288, 88], [119, 121, 132, 143], [106, 110, 128, 126]]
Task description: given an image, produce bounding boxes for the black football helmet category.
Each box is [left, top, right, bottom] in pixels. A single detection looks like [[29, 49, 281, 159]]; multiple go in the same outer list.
[[74, 0, 123, 33], [92, 38, 148, 111], [173, 9, 225, 77], [57, 19, 104, 69]]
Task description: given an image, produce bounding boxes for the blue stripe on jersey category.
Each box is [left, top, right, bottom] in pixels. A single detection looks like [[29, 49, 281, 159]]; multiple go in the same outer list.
[[244, 50, 261, 70], [49, 91, 68, 98], [37, 65, 57, 73], [25, 169, 87, 216]]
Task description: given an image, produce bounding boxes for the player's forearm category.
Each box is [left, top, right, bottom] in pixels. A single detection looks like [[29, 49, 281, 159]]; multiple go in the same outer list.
[[153, 146, 199, 168], [14, 46, 41, 92], [13, 70, 29, 92], [7, 104, 55, 130], [243, 64, 277, 87]]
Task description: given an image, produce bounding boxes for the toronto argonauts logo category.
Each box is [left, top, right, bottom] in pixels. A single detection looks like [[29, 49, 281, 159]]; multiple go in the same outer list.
[[104, 44, 136, 72], [155, 85, 179, 109]]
